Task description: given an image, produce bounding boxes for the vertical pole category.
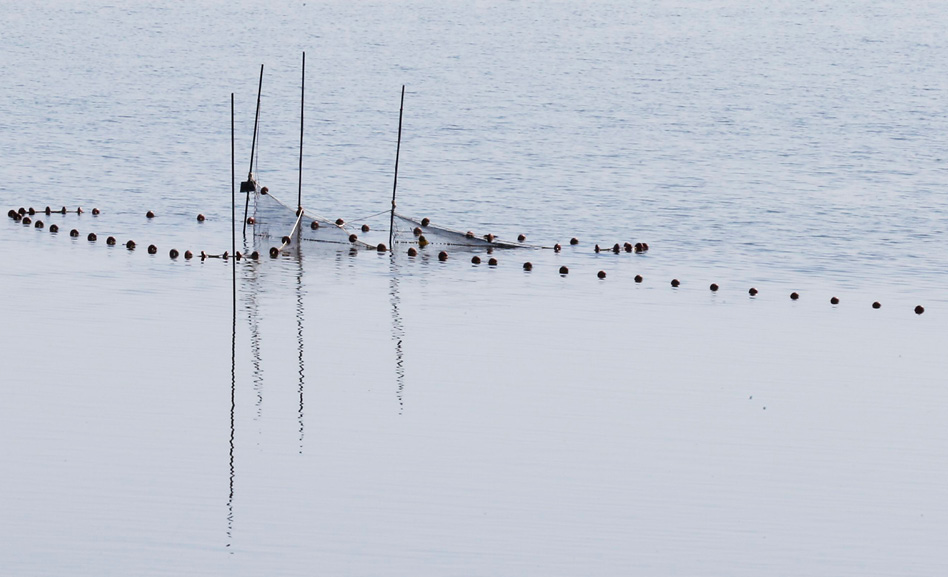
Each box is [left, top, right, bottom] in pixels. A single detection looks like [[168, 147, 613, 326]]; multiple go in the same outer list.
[[298, 52, 305, 215], [244, 64, 264, 237], [388, 85, 405, 249], [232, 93, 237, 306]]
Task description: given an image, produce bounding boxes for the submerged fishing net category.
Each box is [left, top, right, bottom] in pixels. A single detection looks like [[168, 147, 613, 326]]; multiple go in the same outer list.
[[391, 212, 538, 249], [252, 188, 377, 249]]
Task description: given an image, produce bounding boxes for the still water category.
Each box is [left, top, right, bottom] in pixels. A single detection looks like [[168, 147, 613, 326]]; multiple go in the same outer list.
[[2, 1, 947, 575]]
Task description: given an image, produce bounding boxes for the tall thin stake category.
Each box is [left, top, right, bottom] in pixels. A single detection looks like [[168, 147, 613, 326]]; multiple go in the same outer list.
[[388, 85, 405, 249], [231, 93, 237, 308], [244, 64, 264, 237], [298, 52, 305, 214]]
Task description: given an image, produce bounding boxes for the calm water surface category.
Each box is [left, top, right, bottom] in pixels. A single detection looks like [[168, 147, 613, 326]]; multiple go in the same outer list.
[[2, 1, 947, 575]]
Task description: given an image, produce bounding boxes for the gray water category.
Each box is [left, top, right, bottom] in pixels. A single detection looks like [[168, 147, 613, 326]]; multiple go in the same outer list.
[[2, 1, 947, 575]]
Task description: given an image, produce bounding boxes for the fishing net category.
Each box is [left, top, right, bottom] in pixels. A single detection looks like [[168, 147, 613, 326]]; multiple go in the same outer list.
[[391, 212, 538, 249], [251, 188, 378, 250]]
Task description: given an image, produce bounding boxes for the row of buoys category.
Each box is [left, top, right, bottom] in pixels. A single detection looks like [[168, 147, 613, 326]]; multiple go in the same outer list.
[[8, 206, 98, 218], [595, 242, 650, 254]]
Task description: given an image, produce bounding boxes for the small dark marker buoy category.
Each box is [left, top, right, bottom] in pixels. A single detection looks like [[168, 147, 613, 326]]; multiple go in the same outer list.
[[634, 274, 643, 283], [235, 251, 242, 260], [612, 243, 620, 254], [595, 244, 601, 253], [872, 301, 881, 309], [570, 237, 579, 245], [915, 305, 925, 315], [407, 247, 418, 257], [34, 220, 44, 229], [559, 265, 569, 275], [466, 231, 475, 238], [671, 279, 680, 287], [22, 216, 32, 225], [336, 218, 345, 226], [197, 214, 205, 222], [488, 257, 498, 266], [308, 220, 318, 229], [49, 224, 58, 233], [361, 224, 370, 233], [438, 251, 448, 261], [148, 244, 157, 254], [471, 256, 481, 264], [830, 296, 840, 305], [146, 210, 155, 219], [523, 262, 533, 271], [413, 227, 423, 236], [554, 244, 562, 253], [710, 283, 719, 292], [418, 235, 428, 247], [70, 229, 79, 237], [749, 287, 758, 296], [624, 242, 633, 253], [8, 209, 16, 219], [348, 234, 358, 243], [260, 187, 268, 195], [247, 217, 256, 225], [92, 208, 100, 215], [642, 243, 649, 251], [76, 207, 83, 214], [484, 233, 495, 243], [87, 233, 96, 241], [250, 251, 259, 260], [421, 217, 430, 227], [518, 234, 526, 242], [106, 236, 116, 245], [597, 270, 606, 279], [222, 251, 229, 260], [790, 292, 799, 300], [184, 250, 193, 260], [170, 249, 179, 259], [44, 206, 51, 215], [201, 251, 207, 260], [269, 247, 279, 258], [376, 243, 386, 252], [126, 240, 135, 250], [281, 235, 291, 245], [28, 207, 35, 215], [17, 207, 26, 215]]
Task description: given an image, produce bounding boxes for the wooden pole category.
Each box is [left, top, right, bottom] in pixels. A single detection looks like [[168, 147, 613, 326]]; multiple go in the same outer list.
[[244, 64, 264, 237], [298, 52, 305, 215], [231, 93, 237, 308], [388, 85, 405, 249]]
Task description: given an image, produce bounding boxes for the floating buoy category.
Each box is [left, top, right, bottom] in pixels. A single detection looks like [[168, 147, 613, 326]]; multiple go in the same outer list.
[[421, 217, 430, 227], [748, 287, 758, 296], [612, 243, 620, 254], [12, 213, 21, 222], [671, 279, 680, 287], [170, 248, 179, 259], [34, 220, 44, 229], [185, 250, 193, 259], [146, 210, 155, 219], [296, 207, 304, 217], [488, 257, 498, 266], [634, 242, 643, 253], [634, 274, 643, 283], [407, 247, 418, 257], [484, 233, 495, 243], [335, 218, 345, 226], [260, 187, 269, 194], [570, 237, 579, 245], [269, 247, 279, 258], [148, 244, 157, 254], [76, 207, 83, 214], [438, 251, 448, 261], [22, 216, 32, 225], [126, 240, 136, 250], [471, 256, 481, 264], [250, 251, 259, 260], [200, 251, 207, 260], [28, 207, 35, 215], [595, 244, 601, 253], [92, 208, 100, 215], [376, 243, 386, 252], [44, 206, 51, 215], [710, 283, 719, 292], [466, 231, 475, 238], [302, 220, 315, 230], [247, 217, 256, 225], [642, 243, 649, 251], [418, 235, 429, 248], [559, 265, 569, 275], [222, 251, 229, 260], [361, 224, 370, 233], [348, 234, 358, 243], [106, 236, 116, 245], [523, 262, 533, 271], [197, 214, 205, 222], [49, 224, 59, 233], [790, 292, 799, 300], [915, 305, 925, 315], [830, 296, 839, 305], [872, 301, 881, 309], [7, 209, 17, 219], [235, 251, 242, 260], [87, 233, 96, 241], [281, 235, 291, 245], [17, 207, 26, 215], [554, 244, 562, 253], [70, 229, 79, 237], [597, 270, 606, 279], [413, 227, 423, 236], [518, 234, 526, 242]]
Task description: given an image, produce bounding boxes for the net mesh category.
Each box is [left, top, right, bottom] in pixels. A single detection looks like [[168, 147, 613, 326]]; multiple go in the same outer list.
[[391, 213, 537, 249], [252, 189, 377, 249]]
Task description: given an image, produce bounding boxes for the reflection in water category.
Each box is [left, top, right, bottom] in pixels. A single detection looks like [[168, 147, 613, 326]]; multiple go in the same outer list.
[[227, 248, 237, 550], [389, 255, 406, 414], [295, 251, 305, 453], [243, 263, 265, 417]]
